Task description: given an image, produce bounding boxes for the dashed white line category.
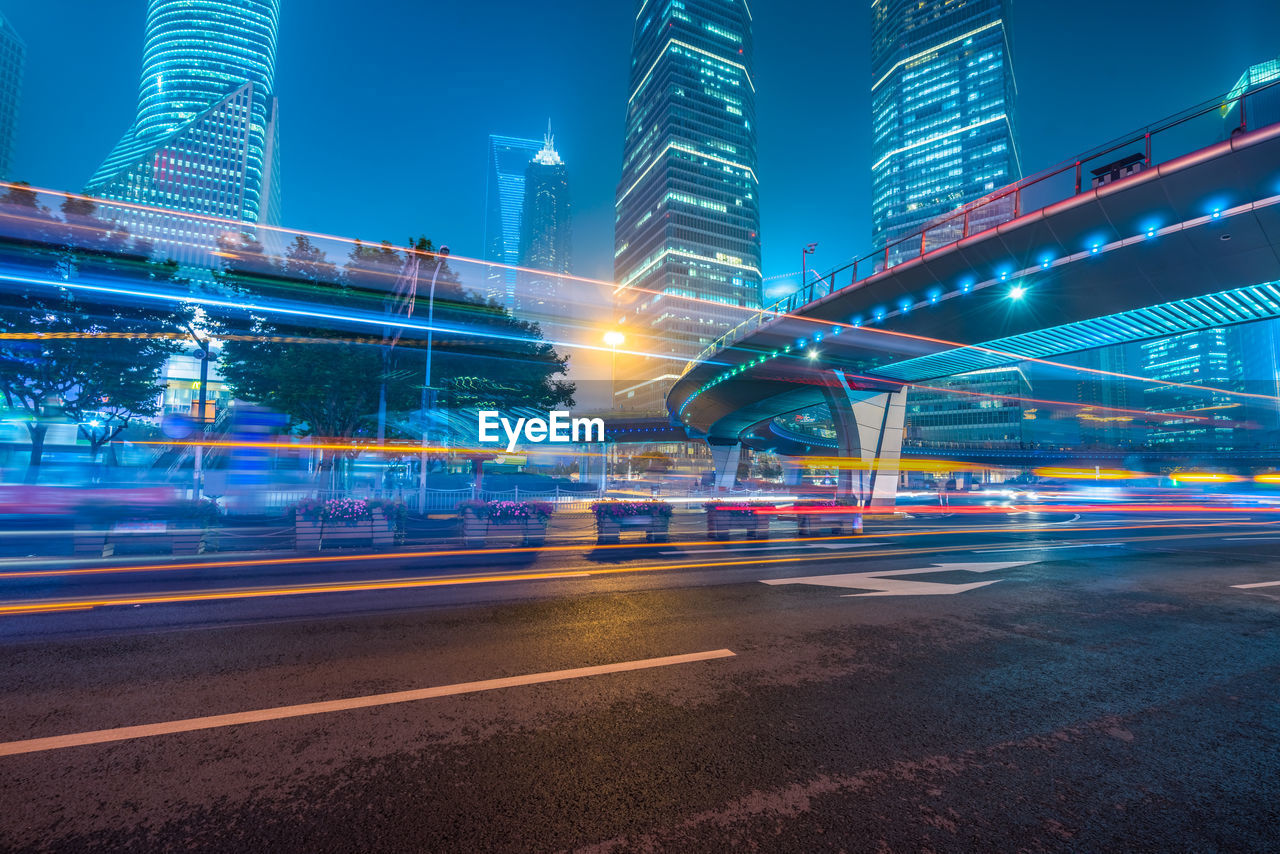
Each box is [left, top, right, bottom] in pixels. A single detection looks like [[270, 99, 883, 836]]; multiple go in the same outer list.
[[0, 649, 736, 757], [974, 542, 1123, 554], [673, 542, 886, 556]]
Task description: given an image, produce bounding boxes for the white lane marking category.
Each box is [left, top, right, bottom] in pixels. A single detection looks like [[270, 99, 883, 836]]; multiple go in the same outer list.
[[1223, 537, 1280, 542], [0, 649, 735, 757], [1231, 580, 1280, 589], [673, 542, 886, 555], [974, 543, 1123, 553], [762, 561, 1031, 598]]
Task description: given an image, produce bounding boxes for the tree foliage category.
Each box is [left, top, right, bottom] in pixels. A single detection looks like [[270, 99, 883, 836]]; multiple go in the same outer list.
[[217, 234, 575, 443], [0, 187, 191, 478]]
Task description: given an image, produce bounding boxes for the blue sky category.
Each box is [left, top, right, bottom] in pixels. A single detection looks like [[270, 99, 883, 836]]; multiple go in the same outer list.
[[5, 0, 1279, 290]]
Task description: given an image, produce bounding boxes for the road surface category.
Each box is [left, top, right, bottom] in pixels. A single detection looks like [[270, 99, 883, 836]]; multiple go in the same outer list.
[[1, 509, 1277, 851]]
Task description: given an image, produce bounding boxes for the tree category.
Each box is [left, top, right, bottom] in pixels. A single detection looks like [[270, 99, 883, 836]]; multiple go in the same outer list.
[[634, 450, 674, 473], [218, 235, 576, 453], [0, 191, 188, 479]]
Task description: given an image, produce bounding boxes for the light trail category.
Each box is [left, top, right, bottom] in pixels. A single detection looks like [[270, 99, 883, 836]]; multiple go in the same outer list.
[[0, 268, 678, 364], [0, 181, 623, 290], [903, 381, 1214, 424], [2, 330, 1195, 426], [2, 516, 1273, 582], [0, 523, 1273, 617], [4, 181, 1273, 409]]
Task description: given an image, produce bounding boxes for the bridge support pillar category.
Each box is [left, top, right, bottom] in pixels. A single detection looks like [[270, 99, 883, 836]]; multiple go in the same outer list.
[[708, 442, 742, 492], [823, 373, 907, 510]]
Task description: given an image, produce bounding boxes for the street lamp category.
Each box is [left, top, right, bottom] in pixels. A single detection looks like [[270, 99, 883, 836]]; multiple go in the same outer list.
[[604, 330, 624, 401], [801, 243, 818, 296], [419, 245, 449, 511], [185, 323, 212, 498], [603, 331, 624, 487]]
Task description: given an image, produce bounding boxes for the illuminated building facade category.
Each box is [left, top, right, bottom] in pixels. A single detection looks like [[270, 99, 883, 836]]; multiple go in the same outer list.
[[872, 0, 1022, 447], [485, 134, 543, 310], [904, 368, 1028, 448], [1140, 330, 1240, 450], [614, 0, 762, 412], [516, 129, 572, 320], [870, 0, 1019, 251], [85, 0, 282, 265], [0, 12, 24, 181]]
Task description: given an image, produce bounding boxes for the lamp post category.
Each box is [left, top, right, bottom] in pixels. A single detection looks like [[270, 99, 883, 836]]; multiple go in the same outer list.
[[418, 245, 449, 512], [185, 324, 211, 499], [603, 331, 624, 489], [801, 242, 817, 296], [604, 330, 624, 391]]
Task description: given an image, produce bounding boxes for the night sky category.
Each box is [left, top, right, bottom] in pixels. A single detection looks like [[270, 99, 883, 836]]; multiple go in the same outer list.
[[5, 0, 1279, 294]]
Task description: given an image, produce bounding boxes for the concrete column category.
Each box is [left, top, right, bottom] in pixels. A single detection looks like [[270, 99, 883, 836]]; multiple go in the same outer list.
[[708, 442, 742, 492], [823, 372, 908, 509]]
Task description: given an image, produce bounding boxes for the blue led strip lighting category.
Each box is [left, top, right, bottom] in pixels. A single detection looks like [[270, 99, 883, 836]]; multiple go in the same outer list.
[[871, 280, 1280, 383]]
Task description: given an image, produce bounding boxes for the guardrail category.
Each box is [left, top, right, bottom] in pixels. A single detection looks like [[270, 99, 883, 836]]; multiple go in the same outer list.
[[260, 487, 607, 515], [682, 77, 1280, 375], [258, 486, 786, 514]]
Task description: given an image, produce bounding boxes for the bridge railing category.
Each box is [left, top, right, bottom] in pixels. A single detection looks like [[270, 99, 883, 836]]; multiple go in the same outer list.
[[684, 75, 1280, 375]]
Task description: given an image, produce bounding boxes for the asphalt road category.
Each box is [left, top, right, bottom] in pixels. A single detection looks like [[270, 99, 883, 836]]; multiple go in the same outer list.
[[1, 510, 1278, 852]]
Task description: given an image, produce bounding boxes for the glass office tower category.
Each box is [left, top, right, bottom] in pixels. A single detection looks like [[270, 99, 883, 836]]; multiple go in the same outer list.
[[485, 135, 544, 310], [0, 13, 24, 181], [85, 0, 282, 265], [516, 129, 572, 320], [613, 0, 761, 413], [1140, 330, 1240, 450], [870, 0, 1019, 251], [872, 0, 1025, 449]]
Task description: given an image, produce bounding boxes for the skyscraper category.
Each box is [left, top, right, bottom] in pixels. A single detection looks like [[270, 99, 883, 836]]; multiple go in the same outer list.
[[0, 12, 24, 181], [1141, 330, 1240, 450], [613, 0, 761, 412], [85, 0, 282, 265], [1223, 57, 1280, 131], [872, 0, 1023, 448], [484, 135, 543, 310], [870, 0, 1019, 251], [516, 127, 572, 320]]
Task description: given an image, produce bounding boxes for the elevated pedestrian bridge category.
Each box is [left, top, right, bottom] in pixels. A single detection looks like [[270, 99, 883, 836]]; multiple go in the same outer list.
[[669, 86, 1280, 502]]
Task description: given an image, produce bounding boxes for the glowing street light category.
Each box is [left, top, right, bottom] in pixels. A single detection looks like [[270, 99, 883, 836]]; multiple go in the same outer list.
[[1009, 285, 1026, 300]]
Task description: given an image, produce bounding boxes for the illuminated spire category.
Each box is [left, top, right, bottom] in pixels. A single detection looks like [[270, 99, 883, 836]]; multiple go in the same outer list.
[[533, 119, 563, 166]]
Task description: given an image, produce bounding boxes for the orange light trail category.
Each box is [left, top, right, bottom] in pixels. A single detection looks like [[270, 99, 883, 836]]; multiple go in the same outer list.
[[2, 522, 1275, 616], [2, 516, 1273, 583]]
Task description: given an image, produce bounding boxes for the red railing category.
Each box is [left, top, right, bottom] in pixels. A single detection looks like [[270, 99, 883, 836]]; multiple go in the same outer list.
[[685, 75, 1280, 373]]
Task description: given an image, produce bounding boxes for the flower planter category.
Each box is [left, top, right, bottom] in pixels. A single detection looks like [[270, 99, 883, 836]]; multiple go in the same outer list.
[[168, 525, 207, 555], [463, 513, 548, 547], [459, 501, 554, 548], [596, 515, 671, 545], [796, 511, 863, 537], [706, 508, 768, 540], [295, 509, 393, 551], [461, 509, 487, 548]]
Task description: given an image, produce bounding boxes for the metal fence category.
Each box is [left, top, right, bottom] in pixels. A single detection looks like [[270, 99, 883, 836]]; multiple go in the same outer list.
[[259, 487, 608, 515], [256, 485, 784, 515]]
